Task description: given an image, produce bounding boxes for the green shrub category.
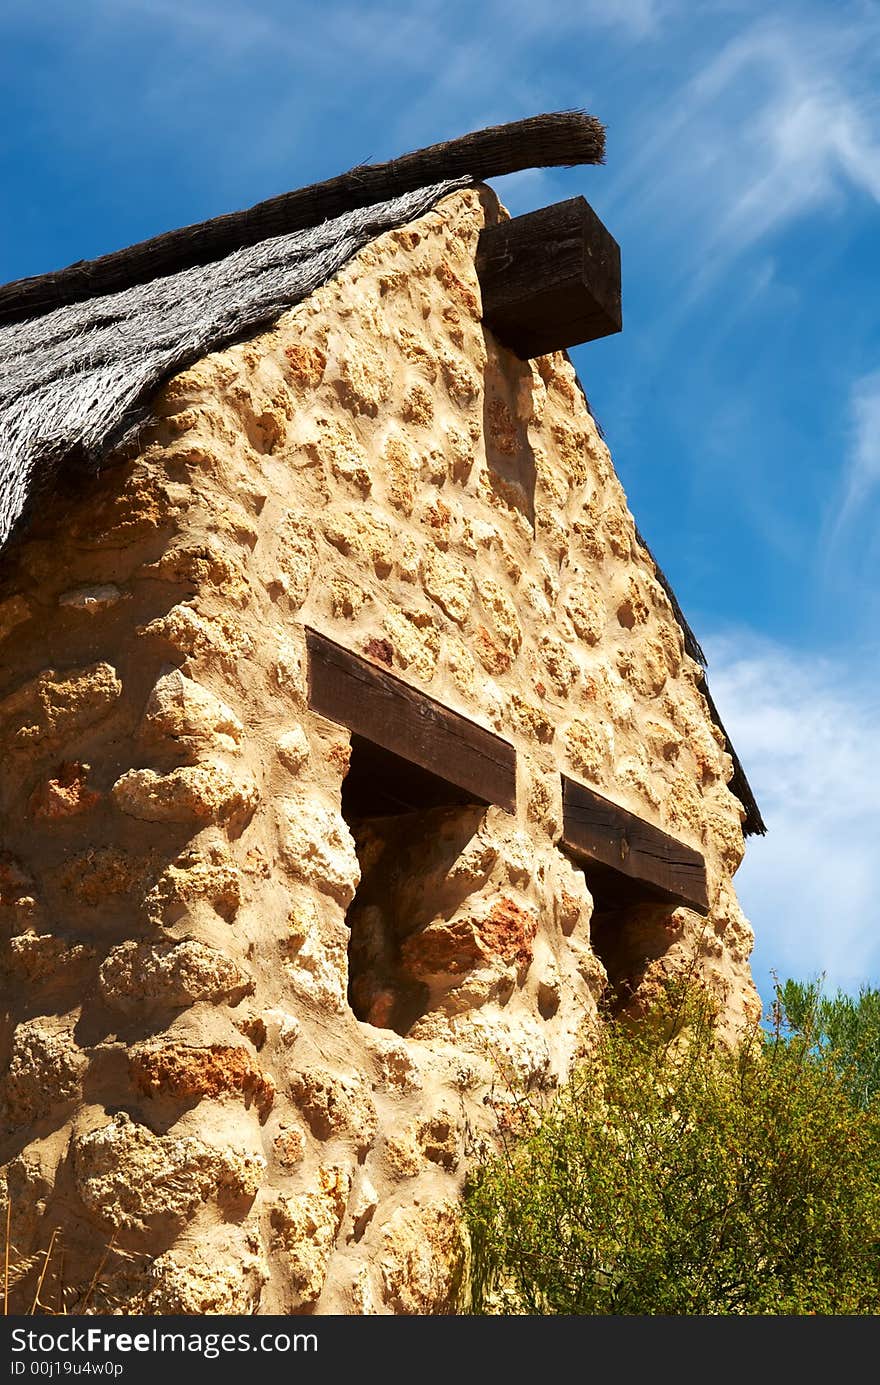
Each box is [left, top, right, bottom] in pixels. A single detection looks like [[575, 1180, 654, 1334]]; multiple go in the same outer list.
[[462, 985, 880, 1315], [778, 978, 880, 1110]]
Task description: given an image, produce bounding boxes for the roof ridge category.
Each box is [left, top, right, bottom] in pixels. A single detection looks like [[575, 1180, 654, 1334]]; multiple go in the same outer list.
[[0, 110, 604, 327]]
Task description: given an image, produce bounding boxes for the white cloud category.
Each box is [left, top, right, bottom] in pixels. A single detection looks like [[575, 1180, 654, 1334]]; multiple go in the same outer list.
[[707, 632, 880, 1003], [607, 9, 880, 281], [821, 371, 880, 593], [497, 0, 671, 39], [839, 370, 880, 523]]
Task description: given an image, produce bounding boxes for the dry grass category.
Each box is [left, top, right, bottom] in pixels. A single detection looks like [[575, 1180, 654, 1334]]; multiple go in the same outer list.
[[2, 1202, 126, 1315]]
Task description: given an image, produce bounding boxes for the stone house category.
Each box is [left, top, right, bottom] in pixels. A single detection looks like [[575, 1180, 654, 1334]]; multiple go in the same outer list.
[[0, 113, 764, 1314]]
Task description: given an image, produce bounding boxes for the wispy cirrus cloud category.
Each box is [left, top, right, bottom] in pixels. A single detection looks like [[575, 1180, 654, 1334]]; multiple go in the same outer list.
[[707, 631, 880, 1005], [607, 7, 880, 282], [819, 370, 880, 599], [839, 371, 880, 522]]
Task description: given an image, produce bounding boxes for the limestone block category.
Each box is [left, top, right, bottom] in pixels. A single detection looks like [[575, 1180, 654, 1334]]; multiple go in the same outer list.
[[401, 381, 434, 424], [143, 536, 250, 604], [273, 1124, 307, 1169], [0, 662, 121, 747], [617, 750, 662, 808], [419, 550, 473, 624], [701, 802, 747, 873], [73, 1114, 265, 1233], [278, 797, 360, 907], [4, 933, 94, 985], [381, 430, 422, 514], [139, 603, 253, 666], [564, 719, 607, 781], [139, 669, 243, 755], [135, 1231, 267, 1315], [509, 693, 555, 744], [401, 896, 538, 985], [291, 1068, 377, 1155], [112, 762, 258, 826], [0, 1149, 55, 1267], [615, 575, 650, 629], [562, 580, 605, 645], [603, 509, 636, 560], [616, 641, 667, 698], [478, 577, 522, 651], [433, 1011, 553, 1091], [336, 344, 392, 417], [277, 723, 311, 773], [99, 940, 253, 1014], [446, 825, 500, 887], [645, 718, 683, 764], [379, 1201, 463, 1315], [363, 1032, 423, 1093], [145, 845, 242, 924], [383, 1111, 459, 1178], [2, 1018, 86, 1127], [435, 257, 480, 317], [28, 762, 101, 818], [285, 343, 327, 389], [476, 624, 516, 681], [381, 607, 440, 678], [322, 509, 394, 576], [439, 348, 479, 407], [495, 832, 537, 888], [284, 917, 349, 1013], [270, 1166, 351, 1310], [383, 1128, 422, 1178]]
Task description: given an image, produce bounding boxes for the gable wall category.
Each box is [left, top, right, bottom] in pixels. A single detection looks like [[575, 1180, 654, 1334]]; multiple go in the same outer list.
[[0, 187, 759, 1314]]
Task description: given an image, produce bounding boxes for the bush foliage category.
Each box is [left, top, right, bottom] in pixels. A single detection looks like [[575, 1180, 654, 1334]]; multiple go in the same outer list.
[[462, 983, 880, 1315], [779, 978, 880, 1109]]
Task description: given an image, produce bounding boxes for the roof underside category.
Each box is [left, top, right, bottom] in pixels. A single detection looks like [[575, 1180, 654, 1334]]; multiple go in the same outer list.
[[0, 111, 764, 837]]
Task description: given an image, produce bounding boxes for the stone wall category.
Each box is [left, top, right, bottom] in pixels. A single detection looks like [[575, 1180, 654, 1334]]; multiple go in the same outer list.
[[0, 185, 760, 1314]]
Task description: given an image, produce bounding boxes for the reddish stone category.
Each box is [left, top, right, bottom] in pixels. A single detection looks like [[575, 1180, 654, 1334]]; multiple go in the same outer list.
[[29, 762, 100, 818], [363, 637, 394, 667], [401, 897, 537, 981], [284, 344, 326, 389], [129, 1043, 275, 1119], [400, 917, 484, 978], [474, 625, 511, 675], [476, 897, 538, 972]]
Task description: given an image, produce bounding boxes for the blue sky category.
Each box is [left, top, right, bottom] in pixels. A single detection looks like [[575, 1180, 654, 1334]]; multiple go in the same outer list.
[[2, 0, 878, 1010]]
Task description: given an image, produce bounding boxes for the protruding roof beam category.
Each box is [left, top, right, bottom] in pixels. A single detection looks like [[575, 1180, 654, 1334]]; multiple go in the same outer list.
[[476, 196, 622, 358]]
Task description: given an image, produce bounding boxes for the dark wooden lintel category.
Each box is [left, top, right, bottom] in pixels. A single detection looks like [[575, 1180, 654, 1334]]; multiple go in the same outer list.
[[561, 775, 708, 914], [476, 196, 621, 359], [306, 628, 517, 814]]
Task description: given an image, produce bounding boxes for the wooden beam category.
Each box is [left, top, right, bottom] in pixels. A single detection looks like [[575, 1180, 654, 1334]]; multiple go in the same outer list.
[[561, 776, 708, 913], [476, 197, 621, 359], [306, 628, 516, 814]]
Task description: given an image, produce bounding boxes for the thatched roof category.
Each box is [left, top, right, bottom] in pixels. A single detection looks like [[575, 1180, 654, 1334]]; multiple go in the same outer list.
[[0, 179, 468, 553], [0, 109, 764, 837]]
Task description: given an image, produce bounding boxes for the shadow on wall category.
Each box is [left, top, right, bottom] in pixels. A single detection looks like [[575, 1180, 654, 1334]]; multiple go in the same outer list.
[[480, 341, 536, 531]]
